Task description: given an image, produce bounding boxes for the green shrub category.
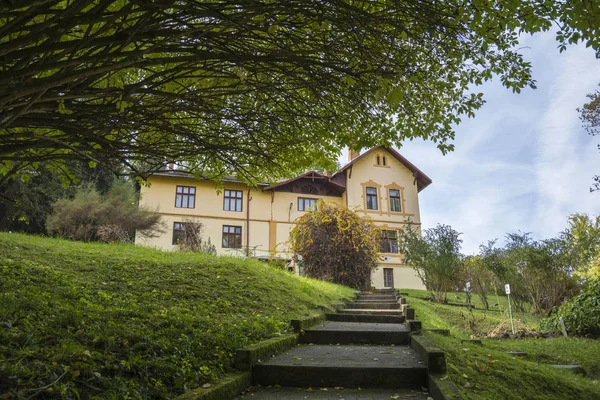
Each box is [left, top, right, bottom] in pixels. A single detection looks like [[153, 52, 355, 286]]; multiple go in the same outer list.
[[399, 223, 463, 303], [542, 277, 600, 336], [46, 180, 164, 242]]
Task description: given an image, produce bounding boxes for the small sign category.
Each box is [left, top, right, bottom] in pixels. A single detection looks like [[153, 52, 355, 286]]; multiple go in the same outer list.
[[465, 281, 471, 289], [505, 284, 511, 295], [383, 256, 392, 261]]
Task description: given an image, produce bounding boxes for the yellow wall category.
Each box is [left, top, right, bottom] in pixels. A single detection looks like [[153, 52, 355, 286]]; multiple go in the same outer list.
[[371, 265, 425, 290], [136, 147, 429, 290], [345, 149, 421, 223], [135, 176, 342, 260], [136, 176, 275, 257], [343, 149, 425, 289]]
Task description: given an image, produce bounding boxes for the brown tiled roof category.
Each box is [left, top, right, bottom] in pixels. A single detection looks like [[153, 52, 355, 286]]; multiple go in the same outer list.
[[263, 170, 346, 192]]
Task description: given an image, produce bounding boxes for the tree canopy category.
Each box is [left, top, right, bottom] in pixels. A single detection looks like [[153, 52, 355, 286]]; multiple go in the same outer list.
[[580, 84, 600, 190], [2, 0, 599, 182]]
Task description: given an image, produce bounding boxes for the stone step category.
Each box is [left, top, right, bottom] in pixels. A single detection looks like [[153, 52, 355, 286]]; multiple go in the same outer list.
[[357, 295, 398, 301], [354, 299, 400, 304], [338, 309, 404, 316], [252, 344, 428, 389], [325, 312, 405, 324], [371, 289, 397, 294], [234, 386, 429, 399], [348, 302, 400, 309], [300, 322, 411, 345]]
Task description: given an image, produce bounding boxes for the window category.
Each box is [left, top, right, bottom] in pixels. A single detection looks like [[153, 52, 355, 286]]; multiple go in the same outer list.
[[172, 222, 186, 245], [376, 155, 381, 165], [175, 185, 196, 208], [366, 187, 378, 210], [298, 197, 318, 211], [222, 225, 242, 248], [382, 156, 387, 166], [301, 185, 318, 194], [389, 189, 401, 212], [383, 268, 394, 288], [380, 230, 399, 253], [224, 189, 243, 212]]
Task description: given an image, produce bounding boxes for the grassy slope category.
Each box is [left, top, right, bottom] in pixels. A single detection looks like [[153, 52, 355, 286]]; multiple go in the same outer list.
[[402, 289, 600, 400], [0, 233, 354, 399]]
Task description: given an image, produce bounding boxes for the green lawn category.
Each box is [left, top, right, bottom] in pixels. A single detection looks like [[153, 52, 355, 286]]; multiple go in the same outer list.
[[402, 289, 600, 400], [0, 233, 354, 399]]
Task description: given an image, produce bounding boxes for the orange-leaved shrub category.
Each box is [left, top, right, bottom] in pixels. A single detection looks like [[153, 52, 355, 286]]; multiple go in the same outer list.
[[290, 201, 380, 289]]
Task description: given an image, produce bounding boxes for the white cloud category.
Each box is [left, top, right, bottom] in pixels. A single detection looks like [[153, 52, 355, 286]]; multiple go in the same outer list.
[[339, 32, 599, 255], [403, 31, 600, 254]]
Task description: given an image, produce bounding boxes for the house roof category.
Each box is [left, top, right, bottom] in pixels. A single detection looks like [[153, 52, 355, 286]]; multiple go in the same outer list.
[[333, 146, 432, 192], [149, 146, 431, 192], [150, 171, 271, 186], [263, 170, 346, 193]]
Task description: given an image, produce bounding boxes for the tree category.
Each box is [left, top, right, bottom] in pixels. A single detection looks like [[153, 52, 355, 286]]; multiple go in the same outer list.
[[579, 84, 600, 190], [462, 255, 494, 310], [289, 201, 380, 289], [0, 160, 116, 233], [46, 180, 164, 242], [2, 1, 599, 183], [497, 233, 577, 315], [399, 223, 463, 303], [561, 213, 600, 282]]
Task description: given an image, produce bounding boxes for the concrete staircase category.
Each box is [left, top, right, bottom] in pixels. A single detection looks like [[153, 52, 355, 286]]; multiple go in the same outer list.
[[236, 290, 431, 399]]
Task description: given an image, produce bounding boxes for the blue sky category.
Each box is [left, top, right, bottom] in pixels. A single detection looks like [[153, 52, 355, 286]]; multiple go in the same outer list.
[[344, 31, 600, 255]]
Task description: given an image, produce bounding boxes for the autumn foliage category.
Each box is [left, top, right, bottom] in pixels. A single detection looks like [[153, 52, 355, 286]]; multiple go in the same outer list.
[[290, 201, 380, 289]]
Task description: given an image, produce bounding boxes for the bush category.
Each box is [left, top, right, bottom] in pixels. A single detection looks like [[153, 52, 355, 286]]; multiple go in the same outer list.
[[46, 180, 164, 242], [462, 254, 494, 310], [542, 277, 600, 336], [399, 223, 463, 303], [498, 233, 578, 315], [289, 201, 380, 289], [176, 219, 217, 255]]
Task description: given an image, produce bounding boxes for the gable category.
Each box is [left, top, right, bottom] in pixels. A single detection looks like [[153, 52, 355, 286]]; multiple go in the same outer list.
[[334, 146, 432, 192]]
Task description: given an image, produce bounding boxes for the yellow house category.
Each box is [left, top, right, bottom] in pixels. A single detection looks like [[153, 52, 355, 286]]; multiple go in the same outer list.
[[135, 146, 431, 289]]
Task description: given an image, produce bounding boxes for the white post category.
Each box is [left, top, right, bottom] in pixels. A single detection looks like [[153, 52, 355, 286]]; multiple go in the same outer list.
[[505, 284, 515, 334]]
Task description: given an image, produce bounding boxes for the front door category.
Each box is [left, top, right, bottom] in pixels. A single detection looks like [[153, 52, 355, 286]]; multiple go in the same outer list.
[[383, 268, 394, 288]]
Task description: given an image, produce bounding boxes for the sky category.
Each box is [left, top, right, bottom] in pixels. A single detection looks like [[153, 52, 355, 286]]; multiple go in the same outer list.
[[342, 31, 600, 255]]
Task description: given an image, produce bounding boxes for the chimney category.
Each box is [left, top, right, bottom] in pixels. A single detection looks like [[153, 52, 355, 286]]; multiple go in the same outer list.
[[348, 149, 360, 162]]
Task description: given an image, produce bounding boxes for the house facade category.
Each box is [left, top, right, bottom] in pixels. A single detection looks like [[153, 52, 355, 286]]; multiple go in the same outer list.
[[135, 146, 431, 289]]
